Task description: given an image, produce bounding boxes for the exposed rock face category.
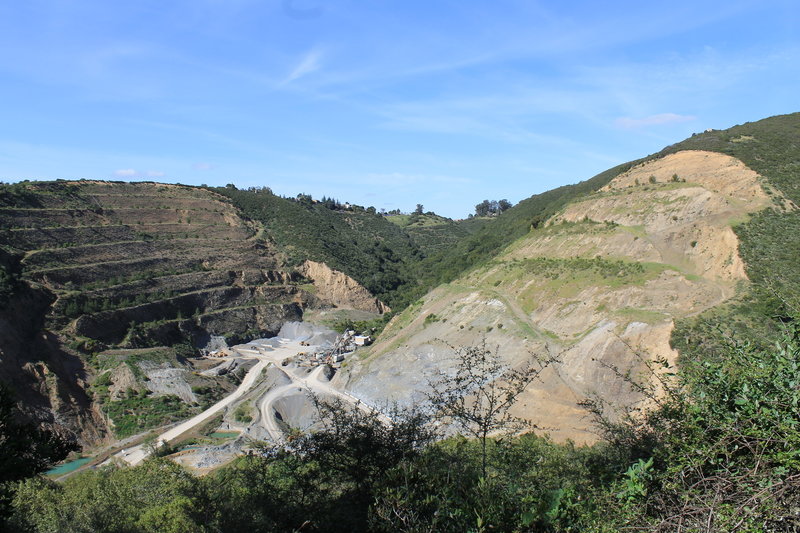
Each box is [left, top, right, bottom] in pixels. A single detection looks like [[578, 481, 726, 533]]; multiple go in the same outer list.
[[0, 285, 106, 443], [107, 365, 139, 400], [556, 150, 773, 282], [0, 181, 398, 445], [0, 181, 386, 445], [339, 150, 782, 443], [298, 260, 390, 314]]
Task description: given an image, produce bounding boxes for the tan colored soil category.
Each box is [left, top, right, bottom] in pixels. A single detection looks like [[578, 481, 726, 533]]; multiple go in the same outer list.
[[299, 260, 390, 314], [341, 150, 777, 444]]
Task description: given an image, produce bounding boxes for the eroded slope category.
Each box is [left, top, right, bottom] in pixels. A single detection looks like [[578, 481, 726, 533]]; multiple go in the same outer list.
[[339, 151, 781, 442]]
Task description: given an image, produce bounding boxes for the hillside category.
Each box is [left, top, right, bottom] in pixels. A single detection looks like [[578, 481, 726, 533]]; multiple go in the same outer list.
[[337, 114, 800, 442], [387, 213, 489, 256], [210, 187, 432, 309], [0, 181, 392, 443], [1, 112, 797, 463], [396, 162, 641, 309]]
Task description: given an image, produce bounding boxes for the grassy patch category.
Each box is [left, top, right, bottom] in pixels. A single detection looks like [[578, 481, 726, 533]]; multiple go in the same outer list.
[[103, 394, 198, 439], [97, 347, 177, 372], [490, 257, 667, 313], [234, 402, 253, 423], [615, 307, 670, 324], [386, 214, 452, 227]]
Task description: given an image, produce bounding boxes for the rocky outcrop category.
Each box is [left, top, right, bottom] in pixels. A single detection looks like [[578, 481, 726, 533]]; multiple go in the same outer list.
[[0, 285, 106, 444], [0, 181, 331, 445], [298, 260, 390, 314]]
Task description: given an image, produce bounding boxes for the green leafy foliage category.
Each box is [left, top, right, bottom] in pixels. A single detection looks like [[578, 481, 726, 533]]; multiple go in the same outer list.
[[233, 402, 253, 423], [11, 459, 207, 533], [9, 322, 800, 531], [332, 312, 393, 336], [0, 383, 77, 522], [0, 181, 43, 208], [580, 320, 800, 532], [103, 394, 197, 439], [212, 187, 422, 308]]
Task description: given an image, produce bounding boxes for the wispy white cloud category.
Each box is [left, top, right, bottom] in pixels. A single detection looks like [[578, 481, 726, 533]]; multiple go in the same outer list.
[[283, 48, 324, 84], [192, 162, 215, 171], [615, 113, 697, 129], [375, 90, 594, 147]]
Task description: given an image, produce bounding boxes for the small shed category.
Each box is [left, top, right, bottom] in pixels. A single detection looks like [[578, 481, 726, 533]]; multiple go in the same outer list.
[[353, 335, 372, 346]]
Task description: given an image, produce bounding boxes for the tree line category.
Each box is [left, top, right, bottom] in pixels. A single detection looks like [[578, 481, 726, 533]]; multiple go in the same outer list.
[[3, 320, 800, 531], [474, 199, 513, 217]]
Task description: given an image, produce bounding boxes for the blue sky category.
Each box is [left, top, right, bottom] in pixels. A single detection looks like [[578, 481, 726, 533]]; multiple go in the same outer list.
[[0, 1, 797, 218]]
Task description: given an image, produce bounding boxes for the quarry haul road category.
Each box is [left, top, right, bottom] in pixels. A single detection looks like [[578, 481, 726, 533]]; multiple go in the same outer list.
[[116, 338, 381, 466], [258, 365, 392, 443]]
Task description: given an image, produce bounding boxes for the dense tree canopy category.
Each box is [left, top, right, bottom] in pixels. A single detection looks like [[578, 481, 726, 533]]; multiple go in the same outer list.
[[0, 384, 77, 525], [474, 199, 513, 217]]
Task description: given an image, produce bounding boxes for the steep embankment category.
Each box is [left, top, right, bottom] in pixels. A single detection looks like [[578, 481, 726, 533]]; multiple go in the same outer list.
[[340, 150, 786, 442], [0, 180, 389, 444]]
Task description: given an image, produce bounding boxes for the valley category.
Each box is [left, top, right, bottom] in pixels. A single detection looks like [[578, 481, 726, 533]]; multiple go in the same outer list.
[[2, 112, 800, 532], [3, 0, 799, 524]]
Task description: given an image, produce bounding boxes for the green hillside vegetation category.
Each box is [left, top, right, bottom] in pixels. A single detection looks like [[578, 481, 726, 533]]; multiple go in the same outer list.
[[399, 160, 640, 304], [386, 213, 451, 227], [385, 212, 494, 259], [9, 320, 800, 531], [212, 186, 425, 308], [660, 114, 800, 362]]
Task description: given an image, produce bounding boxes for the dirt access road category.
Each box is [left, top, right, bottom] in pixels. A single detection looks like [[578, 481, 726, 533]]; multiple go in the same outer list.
[[258, 364, 392, 443], [116, 338, 379, 466], [115, 339, 342, 465]]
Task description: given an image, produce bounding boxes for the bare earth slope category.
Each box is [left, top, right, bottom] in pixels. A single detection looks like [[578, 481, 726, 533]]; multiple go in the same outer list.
[[338, 151, 781, 442]]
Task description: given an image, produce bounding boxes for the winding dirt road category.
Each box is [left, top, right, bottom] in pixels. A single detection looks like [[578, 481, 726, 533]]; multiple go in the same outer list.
[[116, 336, 385, 466]]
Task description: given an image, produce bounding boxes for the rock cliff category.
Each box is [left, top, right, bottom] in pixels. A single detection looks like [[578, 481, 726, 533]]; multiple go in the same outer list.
[[299, 260, 390, 314]]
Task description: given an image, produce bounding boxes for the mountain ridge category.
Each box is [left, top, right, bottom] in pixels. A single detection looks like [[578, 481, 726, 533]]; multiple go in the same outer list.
[[0, 111, 798, 449]]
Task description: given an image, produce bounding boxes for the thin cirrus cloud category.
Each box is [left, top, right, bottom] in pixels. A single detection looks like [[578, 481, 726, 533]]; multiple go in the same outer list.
[[283, 48, 324, 84], [615, 113, 697, 129], [113, 169, 137, 177], [192, 162, 215, 171]]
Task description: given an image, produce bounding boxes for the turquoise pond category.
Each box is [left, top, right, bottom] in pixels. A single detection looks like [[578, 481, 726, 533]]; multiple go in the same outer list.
[[208, 431, 239, 439], [46, 457, 92, 477]]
